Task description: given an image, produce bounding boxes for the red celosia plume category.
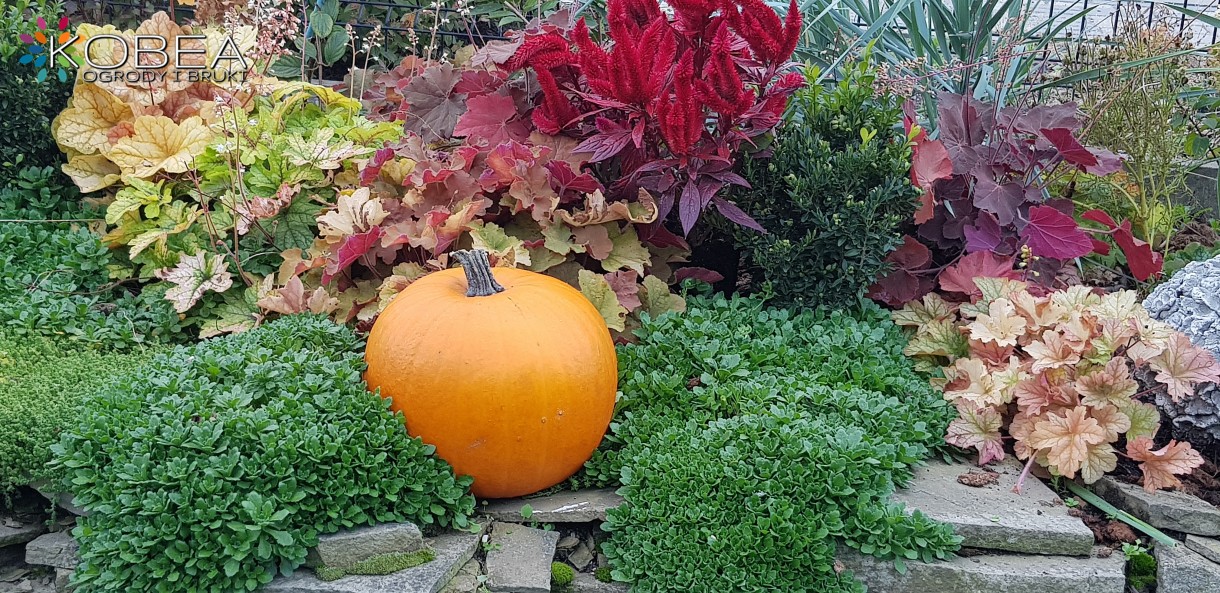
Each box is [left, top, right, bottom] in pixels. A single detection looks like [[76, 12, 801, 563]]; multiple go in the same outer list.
[[656, 51, 702, 155], [722, 0, 802, 63]]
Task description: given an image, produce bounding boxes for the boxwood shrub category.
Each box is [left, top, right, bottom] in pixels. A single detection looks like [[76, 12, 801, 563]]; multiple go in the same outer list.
[[51, 315, 475, 592], [592, 296, 960, 592]]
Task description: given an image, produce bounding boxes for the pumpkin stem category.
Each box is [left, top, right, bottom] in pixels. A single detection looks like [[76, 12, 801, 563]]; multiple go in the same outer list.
[[452, 249, 505, 297]]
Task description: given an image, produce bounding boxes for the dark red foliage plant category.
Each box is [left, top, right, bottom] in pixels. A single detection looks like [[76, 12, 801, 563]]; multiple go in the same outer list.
[[488, 0, 804, 240], [869, 92, 1163, 307]]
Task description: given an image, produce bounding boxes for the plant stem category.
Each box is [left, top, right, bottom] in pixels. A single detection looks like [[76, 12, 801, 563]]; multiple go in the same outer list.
[[451, 249, 504, 297]]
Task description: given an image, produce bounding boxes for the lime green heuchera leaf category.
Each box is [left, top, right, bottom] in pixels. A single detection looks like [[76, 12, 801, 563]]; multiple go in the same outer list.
[[639, 275, 685, 318], [107, 179, 174, 225], [283, 128, 373, 170], [904, 319, 969, 359], [1120, 401, 1161, 441], [578, 269, 627, 331], [892, 293, 957, 328], [601, 224, 651, 275], [198, 282, 265, 338], [156, 251, 235, 313], [469, 222, 531, 267]]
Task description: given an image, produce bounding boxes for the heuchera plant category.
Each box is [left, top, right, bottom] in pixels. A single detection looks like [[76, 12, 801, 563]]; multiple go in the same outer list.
[[870, 93, 1163, 306], [276, 55, 690, 332], [492, 0, 804, 239], [896, 278, 1219, 493]]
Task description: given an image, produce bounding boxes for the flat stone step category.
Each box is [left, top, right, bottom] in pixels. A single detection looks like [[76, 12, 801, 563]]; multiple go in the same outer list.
[[1186, 535, 1220, 564], [305, 522, 424, 570], [479, 489, 622, 524], [265, 526, 484, 593], [0, 521, 45, 549], [1156, 540, 1220, 593], [1092, 476, 1220, 536], [570, 572, 629, 592], [893, 459, 1094, 556], [29, 481, 88, 517], [24, 532, 77, 570], [839, 547, 1125, 593], [484, 522, 558, 593]]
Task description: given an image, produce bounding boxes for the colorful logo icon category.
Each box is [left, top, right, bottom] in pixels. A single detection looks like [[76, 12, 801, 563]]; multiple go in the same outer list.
[[19, 16, 78, 83]]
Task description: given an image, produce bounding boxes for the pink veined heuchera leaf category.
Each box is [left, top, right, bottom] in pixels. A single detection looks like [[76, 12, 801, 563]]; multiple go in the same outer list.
[[1148, 333, 1220, 401], [1027, 405, 1107, 479], [946, 403, 1006, 465], [1020, 205, 1093, 260], [1126, 437, 1204, 493]]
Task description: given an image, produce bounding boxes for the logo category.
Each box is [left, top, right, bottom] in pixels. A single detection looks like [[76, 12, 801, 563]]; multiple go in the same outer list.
[[17, 13, 252, 85], [19, 16, 79, 83]]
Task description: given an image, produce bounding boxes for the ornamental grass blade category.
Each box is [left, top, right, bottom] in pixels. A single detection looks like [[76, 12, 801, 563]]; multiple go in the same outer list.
[[1063, 480, 1176, 548]]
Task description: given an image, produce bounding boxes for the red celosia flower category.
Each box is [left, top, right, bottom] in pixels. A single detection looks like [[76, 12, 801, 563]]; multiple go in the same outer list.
[[695, 21, 750, 118], [723, 0, 801, 64], [656, 51, 703, 155], [531, 68, 580, 134], [505, 33, 573, 71]]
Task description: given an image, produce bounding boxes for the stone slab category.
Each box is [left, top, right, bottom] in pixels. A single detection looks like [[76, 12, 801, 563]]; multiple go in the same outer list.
[[484, 522, 559, 593], [24, 533, 77, 570], [438, 558, 480, 593], [838, 547, 1125, 593], [0, 521, 45, 549], [305, 523, 424, 569], [28, 482, 87, 518], [1186, 535, 1220, 564], [264, 525, 485, 593], [1156, 540, 1220, 593], [570, 572, 630, 593], [1092, 476, 1220, 536], [479, 490, 622, 524], [893, 459, 1094, 556]]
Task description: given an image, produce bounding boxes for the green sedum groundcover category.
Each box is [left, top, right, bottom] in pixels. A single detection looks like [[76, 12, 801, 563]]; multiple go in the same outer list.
[[593, 296, 962, 593], [51, 315, 475, 593]]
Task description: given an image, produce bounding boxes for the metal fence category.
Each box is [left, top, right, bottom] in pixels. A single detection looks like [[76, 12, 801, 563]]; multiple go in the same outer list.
[[90, 0, 1220, 46]]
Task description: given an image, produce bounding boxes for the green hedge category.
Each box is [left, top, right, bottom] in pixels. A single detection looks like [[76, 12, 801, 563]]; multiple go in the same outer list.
[[730, 59, 917, 308], [51, 315, 476, 592], [591, 296, 960, 592]]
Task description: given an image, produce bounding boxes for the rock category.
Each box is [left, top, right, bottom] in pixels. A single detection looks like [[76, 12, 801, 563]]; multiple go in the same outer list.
[[27, 482, 87, 518], [438, 558, 480, 593], [265, 525, 485, 593], [1156, 540, 1220, 593], [1187, 535, 1220, 564], [24, 533, 77, 570], [479, 490, 622, 524], [305, 523, 424, 570], [570, 572, 629, 593], [555, 535, 580, 552], [838, 547, 1125, 593], [53, 569, 72, 593], [893, 459, 1094, 556], [596, 553, 608, 567], [1091, 476, 1220, 536], [567, 543, 593, 570], [483, 522, 559, 593], [1144, 257, 1220, 444], [0, 521, 45, 549]]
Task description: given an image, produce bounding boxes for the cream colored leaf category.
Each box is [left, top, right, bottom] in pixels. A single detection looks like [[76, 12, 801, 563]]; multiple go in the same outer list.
[[62, 153, 121, 193], [317, 187, 389, 239], [968, 298, 1026, 347], [56, 83, 134, 155], [155, 251, 234, 313], [109, 115, 214, 178]]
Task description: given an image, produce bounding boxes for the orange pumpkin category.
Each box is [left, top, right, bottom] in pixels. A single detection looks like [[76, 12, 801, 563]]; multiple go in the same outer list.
[[364, 249, 618, 498]]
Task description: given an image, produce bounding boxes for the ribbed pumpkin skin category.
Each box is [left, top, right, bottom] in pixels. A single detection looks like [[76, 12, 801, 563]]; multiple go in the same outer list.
[[364, 266, 618, 499]]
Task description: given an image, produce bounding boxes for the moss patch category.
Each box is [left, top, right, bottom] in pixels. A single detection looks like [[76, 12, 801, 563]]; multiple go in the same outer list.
[[315, 548, 436, 581], [550, 562, 574, 587]]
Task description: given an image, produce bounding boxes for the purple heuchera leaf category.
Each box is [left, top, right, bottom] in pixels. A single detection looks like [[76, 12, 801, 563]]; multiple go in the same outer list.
[[1020, 205, 1092, 259], [972, 177, 1023, 226], [964, 211, 1004, 253]]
